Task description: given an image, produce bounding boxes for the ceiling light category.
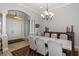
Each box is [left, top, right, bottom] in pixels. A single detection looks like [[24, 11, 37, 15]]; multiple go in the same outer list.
[[41, 3, 54, 20], [7, 10, 22, 20], [13, 15, 21, 19]]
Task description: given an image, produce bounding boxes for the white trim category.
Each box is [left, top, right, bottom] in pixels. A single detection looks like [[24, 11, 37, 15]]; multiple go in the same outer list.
[[17, 3, 72, 14], [3, 48, 8, 52], [17, 3, 40, 15], [49, 3, 71, 10]]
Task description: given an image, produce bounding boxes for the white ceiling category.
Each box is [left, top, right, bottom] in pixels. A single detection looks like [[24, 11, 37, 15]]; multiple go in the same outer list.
[[22, 3, 71, 13]]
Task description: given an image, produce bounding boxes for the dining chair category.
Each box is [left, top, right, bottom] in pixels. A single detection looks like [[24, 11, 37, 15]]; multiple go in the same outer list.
[[28, 37, 37, 55], [51, 34, 57, 38], [44, 33, 49, 37], [35, 38, 48, 56], [47, 40, 63, 56], [37, 31, 42, 36], [60, 34, 67, 39]]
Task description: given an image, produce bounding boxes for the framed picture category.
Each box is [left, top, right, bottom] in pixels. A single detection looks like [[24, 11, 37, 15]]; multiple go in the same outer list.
[[35, 24, 40, 28]]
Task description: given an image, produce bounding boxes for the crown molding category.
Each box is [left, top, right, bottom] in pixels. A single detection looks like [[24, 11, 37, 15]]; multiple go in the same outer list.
[[17, 3, 72, 15], [49, 3, 72, 11], [16, 3, 40, 15]]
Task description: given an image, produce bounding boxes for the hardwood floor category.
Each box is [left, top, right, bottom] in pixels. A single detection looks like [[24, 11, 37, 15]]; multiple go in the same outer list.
[[0, 39, 79, 56], [11, 46, 44, 56], [0, 39, 29, 56], [8, 39, 25, 44], [11, 45, 78, 56], [11, 46, 30, 56]]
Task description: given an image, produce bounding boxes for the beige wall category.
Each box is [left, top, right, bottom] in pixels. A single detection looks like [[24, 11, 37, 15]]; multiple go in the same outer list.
[[40, 4, 79, 48]]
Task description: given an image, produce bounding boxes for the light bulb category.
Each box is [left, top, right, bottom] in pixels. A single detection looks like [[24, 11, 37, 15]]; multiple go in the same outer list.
[[13, 16, 21, 19], [44, 10, 49, 15], [41, 14, 44, 18], [49, 12, 54, 16]]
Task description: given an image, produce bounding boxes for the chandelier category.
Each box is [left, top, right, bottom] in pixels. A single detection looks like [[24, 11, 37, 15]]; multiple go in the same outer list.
[[7, 10, 22, 20], [41, 3, 54, 20]]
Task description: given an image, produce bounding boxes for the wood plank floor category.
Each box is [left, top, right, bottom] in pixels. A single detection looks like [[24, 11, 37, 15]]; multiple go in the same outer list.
[[11, 45, 44, 56], [11, 46, 30, 56], [0, 39, 29, 56], [8, 39, 25, 44], [0, 39, 79, 56]]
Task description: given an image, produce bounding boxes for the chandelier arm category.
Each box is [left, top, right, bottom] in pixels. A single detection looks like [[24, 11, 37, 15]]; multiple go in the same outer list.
[[41, 3, 54, 20], [46, 3, 48, 11]]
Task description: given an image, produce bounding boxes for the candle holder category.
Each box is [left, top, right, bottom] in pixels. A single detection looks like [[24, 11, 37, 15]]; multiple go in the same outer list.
[[71, 25, 73, 32], [66, 26, 70, 32]]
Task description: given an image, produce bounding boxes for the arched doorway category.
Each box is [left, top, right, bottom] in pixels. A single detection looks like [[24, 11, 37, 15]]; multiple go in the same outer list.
[[6, 10, 30, 41]]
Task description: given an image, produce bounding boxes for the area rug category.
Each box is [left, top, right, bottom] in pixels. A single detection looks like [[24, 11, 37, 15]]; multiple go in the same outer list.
[[11, 45, 43, 56], [11, 46, 30, 56]]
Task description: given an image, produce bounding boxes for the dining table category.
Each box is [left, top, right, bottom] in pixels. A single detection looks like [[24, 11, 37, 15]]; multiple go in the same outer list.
[[29, 35, 72, 51]]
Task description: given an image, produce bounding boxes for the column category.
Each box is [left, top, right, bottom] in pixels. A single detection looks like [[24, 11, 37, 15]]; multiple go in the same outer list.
[[2, 12, 8, 52], [2, 13, 6, 35], [30, 19, 35, 35]]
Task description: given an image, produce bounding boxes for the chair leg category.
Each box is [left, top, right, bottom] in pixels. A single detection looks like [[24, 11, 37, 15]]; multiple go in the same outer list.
[[29, 48, 33, 56], [32, 50, 35, 56], [32, 50, 36, 56], [28, 48, 31, 56], [46, 53, 48, 56]]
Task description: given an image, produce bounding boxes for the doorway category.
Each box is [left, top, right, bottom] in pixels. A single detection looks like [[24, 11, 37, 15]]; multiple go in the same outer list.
[[6, 10, 30, 43]]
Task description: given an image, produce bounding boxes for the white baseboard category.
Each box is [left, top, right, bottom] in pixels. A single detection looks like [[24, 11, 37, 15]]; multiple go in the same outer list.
[[3, 48, 8, 52]]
